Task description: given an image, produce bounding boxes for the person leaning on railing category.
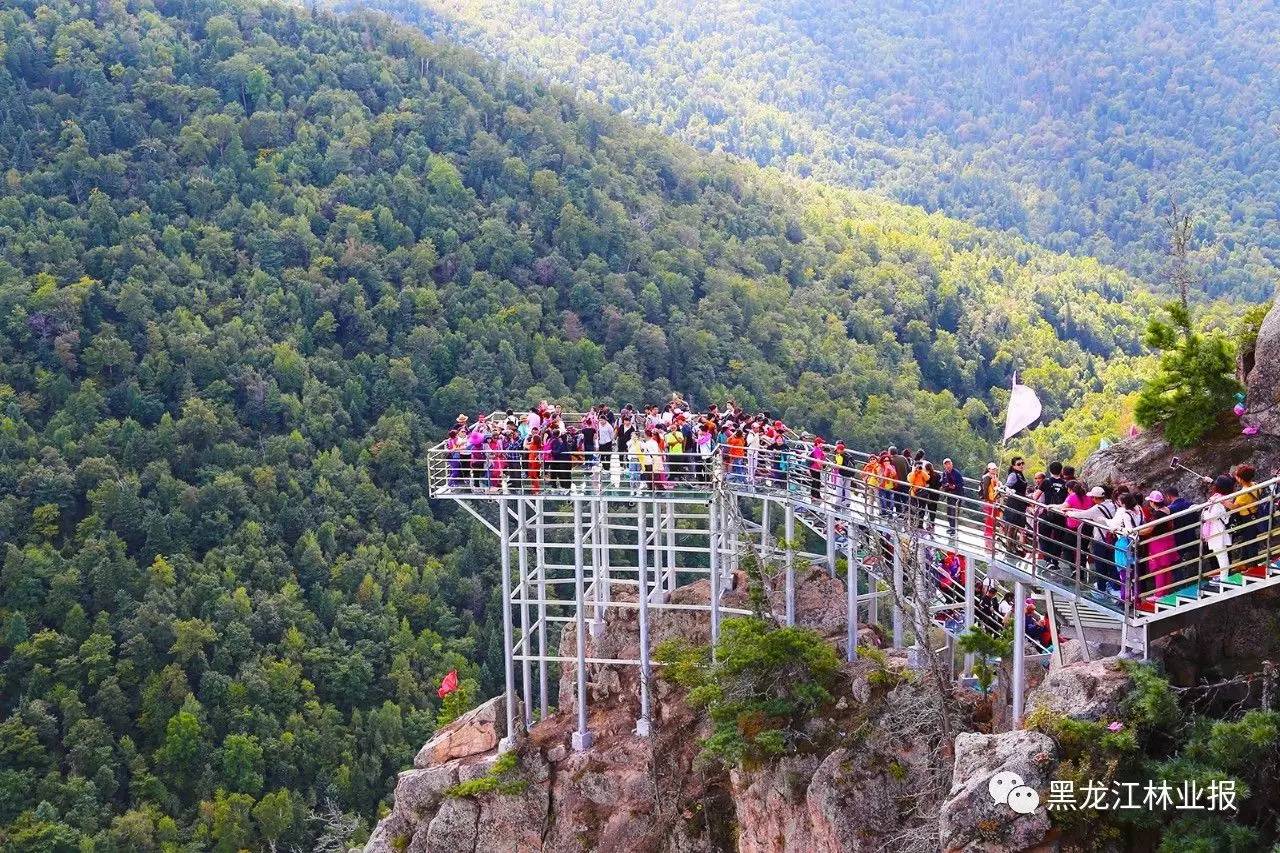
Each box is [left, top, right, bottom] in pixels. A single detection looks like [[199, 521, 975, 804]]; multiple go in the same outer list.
[[1059, 485, 1119, 594], [1230, 464, 1262, 565], [1200, 475, 1235, 579]]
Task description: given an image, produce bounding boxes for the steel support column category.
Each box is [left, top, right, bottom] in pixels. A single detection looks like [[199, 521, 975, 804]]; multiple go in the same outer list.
[[516, 498, 532, 726], [636, 503, 652, 737], [785, 503, 796, 626], [535, 497, 548, 719], [892, 537, 905, 649], [1012, 580, 1027, 729], [826, 512, 836, 577], [572, 500, 592, 751], [846, 530, 858, 662], [709, 496, 721, 653], [499, 499, 516, 751]]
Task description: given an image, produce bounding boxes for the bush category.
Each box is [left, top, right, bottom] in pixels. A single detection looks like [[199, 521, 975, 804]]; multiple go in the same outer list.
[[956, 625, 1012, 694], [443, 751, 527, 798], [656, 617, 842, 768], [1135, 302, 1241, 448]]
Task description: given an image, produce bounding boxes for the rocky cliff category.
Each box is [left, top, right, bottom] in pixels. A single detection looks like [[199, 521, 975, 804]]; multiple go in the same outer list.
[[1082, 296, 1280, 496], [361, 568, 1113, 853]]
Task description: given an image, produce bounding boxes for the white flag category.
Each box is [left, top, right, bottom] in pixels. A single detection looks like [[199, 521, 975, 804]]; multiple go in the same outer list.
[[1003, 373, 1043, 442]]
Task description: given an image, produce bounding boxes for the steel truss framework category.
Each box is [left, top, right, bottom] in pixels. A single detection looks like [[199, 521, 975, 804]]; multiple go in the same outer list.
[[439, 476, 1066, 752], [431, 423, 1280, 751]]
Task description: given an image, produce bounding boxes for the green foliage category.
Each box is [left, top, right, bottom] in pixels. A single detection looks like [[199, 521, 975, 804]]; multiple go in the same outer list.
[[436, 678, 479, 728], [857, 643, 908, 691], [443, 750, 527, 797], [362, 0, 1280, 300], [1135, 302, 1241, 447], [1236, 301, 1274, 356], [1118, 660, 1181, 741], [956, 626, 1012, 694], [656, 617, 841, 768], [1028, 665, 1280, 850], [1156, 816, 1259, 853], [0, 0, 1209, 845]]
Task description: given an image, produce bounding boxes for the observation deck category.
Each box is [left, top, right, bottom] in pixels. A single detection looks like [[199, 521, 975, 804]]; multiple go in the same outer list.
[[427, 412, 1280, 750]]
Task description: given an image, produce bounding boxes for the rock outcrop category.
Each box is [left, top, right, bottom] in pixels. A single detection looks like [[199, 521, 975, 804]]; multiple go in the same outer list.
[[938, 730, 1057, 853], [731, 673, 952, 853], [1026, 657, 1133, 722], [1242, 296, 1280, 436], [367, 570, 1141, 853], [414, 694, 517, 768]]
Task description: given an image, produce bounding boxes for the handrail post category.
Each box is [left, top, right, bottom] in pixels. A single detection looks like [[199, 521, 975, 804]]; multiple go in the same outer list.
[[636, 497, 652, 737], [1266, 483, 1277, 569], [1012, 579, 1026, 728], [499, 498, 516, 752]]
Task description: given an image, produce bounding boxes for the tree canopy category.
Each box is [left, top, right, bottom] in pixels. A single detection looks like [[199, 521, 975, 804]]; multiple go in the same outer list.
[[375, 0, 1280, 300], [0, 0, 1169, 846]]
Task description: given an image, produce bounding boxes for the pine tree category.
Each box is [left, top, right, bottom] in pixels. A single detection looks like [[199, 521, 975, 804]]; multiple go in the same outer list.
[[1135, 301, 1240, 448]]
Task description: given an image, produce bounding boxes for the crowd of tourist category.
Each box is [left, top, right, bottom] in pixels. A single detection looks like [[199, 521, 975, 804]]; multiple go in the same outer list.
[[440, 397, 1275, 607]]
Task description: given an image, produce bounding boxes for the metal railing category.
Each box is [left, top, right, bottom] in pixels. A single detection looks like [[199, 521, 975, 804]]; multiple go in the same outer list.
[[426, 417, 1280, 628]]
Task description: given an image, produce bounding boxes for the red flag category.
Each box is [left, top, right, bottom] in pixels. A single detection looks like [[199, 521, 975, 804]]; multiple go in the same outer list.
[[437, 669, 458, 699]]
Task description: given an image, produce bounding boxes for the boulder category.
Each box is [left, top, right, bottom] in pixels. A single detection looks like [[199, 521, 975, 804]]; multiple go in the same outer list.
[[415, 695, 521, 768], [422, 796, 479, 853], [1245, 297, 1280, 435], [769, 565, 850, 638], [1026, 657, 1132, 722], [939, 730, 1057, 853], [732, 672, 951, 852]]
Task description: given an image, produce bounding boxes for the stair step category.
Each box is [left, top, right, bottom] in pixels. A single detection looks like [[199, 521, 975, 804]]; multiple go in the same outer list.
[[1155, 583, 1202, 607]]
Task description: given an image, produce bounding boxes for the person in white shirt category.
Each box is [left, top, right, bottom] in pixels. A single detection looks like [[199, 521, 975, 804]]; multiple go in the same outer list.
[[597, 415, 617, 487], [1108, 493, 1144, 601], [1201, 475, 1235, 578], [642, 430, 665, 490], [746, 427, 760, 488]]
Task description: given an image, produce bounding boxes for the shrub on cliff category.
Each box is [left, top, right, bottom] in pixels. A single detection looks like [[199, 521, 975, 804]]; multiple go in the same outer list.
[[656, 617, 842, 768]]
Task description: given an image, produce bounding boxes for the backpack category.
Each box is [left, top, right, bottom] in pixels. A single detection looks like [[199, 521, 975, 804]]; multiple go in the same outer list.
[[1083, 503, 1116, 545]]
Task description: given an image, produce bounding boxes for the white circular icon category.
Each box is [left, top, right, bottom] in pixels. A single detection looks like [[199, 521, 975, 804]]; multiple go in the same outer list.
[[987, 770, 1024, 805], [1007, 785, 1041, 814]]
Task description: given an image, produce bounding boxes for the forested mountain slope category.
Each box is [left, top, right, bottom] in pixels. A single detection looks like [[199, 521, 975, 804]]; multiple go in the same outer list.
[[370, 0, 1280, 300], [0, 0, 1154, 847]]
